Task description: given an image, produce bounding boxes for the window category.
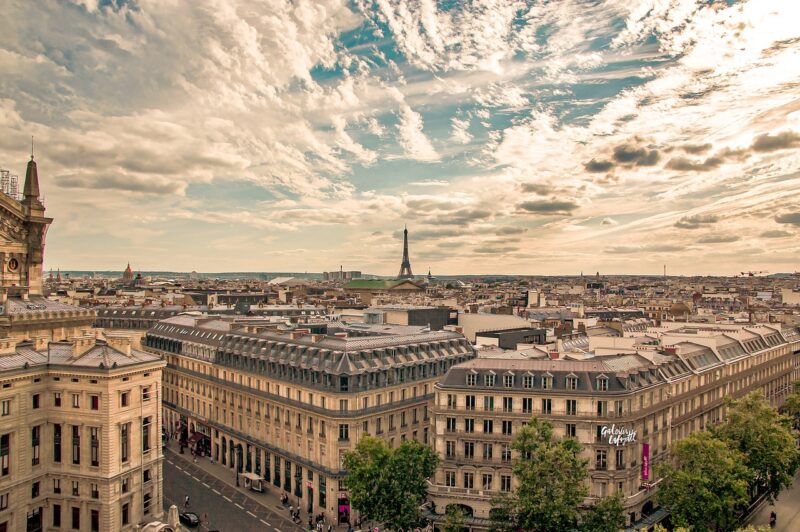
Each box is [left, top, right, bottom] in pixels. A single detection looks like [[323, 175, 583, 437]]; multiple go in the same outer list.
[[142, 417, 151, 452], [503, 375, 514, 387], [338, 424, 349, 441], [32, 394, 40, 409], [446, 418, 456, 432], [465, 395, 475, 411], [541, 375, 552, 390], [447, 394, 456, 408], [91, 510, 99, 532], [615, 400, 624, 416], [597, 377, 608, 391], [120, 392, 129, 407], [1, 400, 8, 416], [53, 479, 61, 494], [501, 474, 512, 492], [522, 375, 533, 388], [566, 376, 578, 390], [0, 492, 6, 510], [482, 473, 493, 490], [72, 394, 80, 408], [143, 469, 152, 483], [482, 443, 493, 460], [597, 400, 608, 417], [566, 399, 577, 416], [31, 481, 39, 498], [121, 423, 130, 462], [446, 441, 455, 458], [541, 399, 552, 415], [72, 506, 80, 529], [595, 449, 608, 470], [90, 395, 99, 410], [72, 481, 79, 496], [480, 419, 490, 433], [502, 397, 513, 412], [502, 420, 513, 435], [483, 396, 494, 411], [121, 477, 129, 494], [90, 427, 99, 467], [1, 434, 10, 476], [616, 449, 625, 470], [339, 400, 348, 412], [522, 398, 533, 414], [501, 444, 511, 462], [485, 374, 495, 387], [72, 426, 80, 464], [445, 471, 456, 487], [566, 423, 577, 438], [143, 493, 152, 515], [464, 441, 474, 458], [91, 483, 99, 499], [54, 393, 61, 407], [142, 386, 151, 401], [122, 504, 129, 526], [53, 504, 61, 527], [463, 472, 474, 489], [466, 374, 477, 386], [54, 424, 62, 463], [31, 426, 40, 466]]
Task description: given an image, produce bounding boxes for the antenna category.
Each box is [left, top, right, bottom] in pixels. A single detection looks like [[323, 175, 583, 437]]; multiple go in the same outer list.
[[31, 135, 34, 160]]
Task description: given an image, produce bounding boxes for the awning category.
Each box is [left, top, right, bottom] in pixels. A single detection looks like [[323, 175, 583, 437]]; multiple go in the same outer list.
[[242, 472, 262, 481], [188, 432, 205, 444]]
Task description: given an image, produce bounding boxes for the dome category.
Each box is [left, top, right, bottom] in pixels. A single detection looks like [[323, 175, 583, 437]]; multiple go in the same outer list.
[[669, 302, 691, 316]]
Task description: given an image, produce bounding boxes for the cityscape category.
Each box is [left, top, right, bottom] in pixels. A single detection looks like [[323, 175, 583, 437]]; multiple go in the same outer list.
[[1, 2, 800, 532]]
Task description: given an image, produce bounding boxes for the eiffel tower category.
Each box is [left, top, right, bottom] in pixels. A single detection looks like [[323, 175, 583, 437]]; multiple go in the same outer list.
[[398, 225, 414, 279]]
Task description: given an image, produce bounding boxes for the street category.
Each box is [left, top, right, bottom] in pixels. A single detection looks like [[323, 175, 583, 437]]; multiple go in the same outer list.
[[749, 469, 800, 532], [162, 448, 306, 532]]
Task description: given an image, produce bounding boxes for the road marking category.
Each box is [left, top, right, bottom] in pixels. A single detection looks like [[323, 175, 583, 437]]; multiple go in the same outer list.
[[260, 519, 270, 526], [234, 503, 244, 510], [246, 511, 257, 518], [191, 476, 200, 481], [223, 496, 232, 502], [274, 528, 282, 532], [212, 489, 220, 495], [183, 470, 191, 476], [202, 482, 210, 488], [175, 465, 183, 471]]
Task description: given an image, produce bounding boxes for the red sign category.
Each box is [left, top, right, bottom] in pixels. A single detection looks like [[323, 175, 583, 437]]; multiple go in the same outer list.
[[642, 443, 650, 481], [307, 480, 313, 488]]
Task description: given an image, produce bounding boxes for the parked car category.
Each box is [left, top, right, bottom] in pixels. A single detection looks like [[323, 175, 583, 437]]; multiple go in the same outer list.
[[179, 512, 199, 527]]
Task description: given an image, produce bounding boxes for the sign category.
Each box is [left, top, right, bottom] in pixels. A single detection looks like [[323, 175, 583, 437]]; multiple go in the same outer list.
[[642, 443, 650, 481], [600, 424, 637, 446], [307, 480, 313, 488]]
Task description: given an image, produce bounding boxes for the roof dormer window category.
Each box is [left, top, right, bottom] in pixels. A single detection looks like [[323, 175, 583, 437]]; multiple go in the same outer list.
[[565, 375, 578, 390], [596, 375, 608, 391]]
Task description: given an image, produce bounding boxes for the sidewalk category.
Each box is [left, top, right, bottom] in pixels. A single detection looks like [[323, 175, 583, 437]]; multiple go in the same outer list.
[[166, 443, 357, 531]]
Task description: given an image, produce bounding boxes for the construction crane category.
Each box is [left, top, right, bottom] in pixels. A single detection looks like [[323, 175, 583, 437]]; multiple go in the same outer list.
[[738, 271, 769, 323]]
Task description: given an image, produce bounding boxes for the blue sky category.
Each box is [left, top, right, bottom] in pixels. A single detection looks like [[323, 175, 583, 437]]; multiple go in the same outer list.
[[1, 0, 799, 275]]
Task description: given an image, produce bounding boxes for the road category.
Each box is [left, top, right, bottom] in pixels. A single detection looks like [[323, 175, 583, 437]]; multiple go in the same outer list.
[[162, 449, 306, 532], [749, 470, 800, 532]]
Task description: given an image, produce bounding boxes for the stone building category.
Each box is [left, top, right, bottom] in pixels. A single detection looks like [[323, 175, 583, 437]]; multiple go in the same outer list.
[[144, 315, 474, 525], [428, 322, 800, 530], [0, 154, 166, 531]]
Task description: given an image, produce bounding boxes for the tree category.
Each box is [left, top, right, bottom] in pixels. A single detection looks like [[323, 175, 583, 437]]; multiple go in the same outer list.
[[343, 436, 439, 531], [657, 431, 751, 531], [712, 391, 800, 502], [581, 493, 625, 532], [491, 418, 589, 532], [441, 505, 467, 532]]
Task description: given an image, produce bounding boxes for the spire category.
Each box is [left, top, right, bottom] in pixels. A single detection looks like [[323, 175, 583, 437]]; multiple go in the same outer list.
[[398, 225, 413, 279], [24, 140, 41, 202]]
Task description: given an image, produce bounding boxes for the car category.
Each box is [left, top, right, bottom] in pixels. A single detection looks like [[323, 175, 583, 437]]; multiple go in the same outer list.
[[179, 512, 199, 527]]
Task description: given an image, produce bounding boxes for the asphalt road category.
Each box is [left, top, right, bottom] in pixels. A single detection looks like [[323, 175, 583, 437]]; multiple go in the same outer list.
[[749, 469, 800, 532], [162, 449, 306, 532]]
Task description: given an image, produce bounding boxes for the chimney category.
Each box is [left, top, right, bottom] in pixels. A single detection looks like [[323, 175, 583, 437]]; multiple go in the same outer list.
[[549, 350, 559, 360], [0, 338, 18, 355], [69, 335, 96, 358], [32, 335, 49, 351], [105, 333, 132, 356]]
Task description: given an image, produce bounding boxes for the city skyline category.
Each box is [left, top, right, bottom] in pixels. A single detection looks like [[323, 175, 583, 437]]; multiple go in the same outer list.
[[1, 1, 799, 275]]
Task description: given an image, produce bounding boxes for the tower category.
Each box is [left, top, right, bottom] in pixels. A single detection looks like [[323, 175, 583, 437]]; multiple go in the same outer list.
[[398, 225, 413, 279]]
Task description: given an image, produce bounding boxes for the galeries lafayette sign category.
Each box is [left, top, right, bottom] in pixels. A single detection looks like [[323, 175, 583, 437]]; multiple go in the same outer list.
[[600, 424, 637, 446]]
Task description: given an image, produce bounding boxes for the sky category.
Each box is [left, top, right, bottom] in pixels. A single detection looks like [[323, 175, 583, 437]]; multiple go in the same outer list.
[[1, 0, 799, 276]]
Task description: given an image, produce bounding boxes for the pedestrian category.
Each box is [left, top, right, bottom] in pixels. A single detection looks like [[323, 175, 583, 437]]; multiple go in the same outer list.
[[308, 516, 313, 529], [327, 524, 332, 532], [184, 495, 190, 508], [289, 504, 293, 515]]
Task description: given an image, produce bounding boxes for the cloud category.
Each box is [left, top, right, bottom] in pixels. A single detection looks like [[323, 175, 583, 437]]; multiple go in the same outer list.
[[495, 226, 527, 236], [408, 180, 449, 187], [520, 183, 551, 195], [775, 212, 800, 226], [760, 229, 793, 238], [666, 156, 724, 172], [605, 244, 685, 254], [450, 117, 472, 144], [397, 105, 439, 162], [750, 130, 800, 153], [612, 142, 660, 166], [674, 214, 720, 229], [426, 208, 493, 225], [583, 159, 614, 173], [517, 199, 578, 215], [473, 245, 518, 255], [697, 234, 739, 244], [600, 217, 618, 226], [681, 143, 712, 154], [57, 173, 186, 195]]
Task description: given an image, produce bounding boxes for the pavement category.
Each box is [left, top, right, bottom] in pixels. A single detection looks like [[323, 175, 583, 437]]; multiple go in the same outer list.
[[162, 441, 350, 532], [748, 469, 800, 532]]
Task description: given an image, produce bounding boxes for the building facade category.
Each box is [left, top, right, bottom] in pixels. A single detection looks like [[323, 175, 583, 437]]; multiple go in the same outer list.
[[145, 316, 474, 524], [428, 323, 800, 530]]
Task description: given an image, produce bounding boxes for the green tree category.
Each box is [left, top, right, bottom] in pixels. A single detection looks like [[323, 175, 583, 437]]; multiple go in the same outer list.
[[343, 436, 438, 531], [491, 418, 589, 532], [712, 391, 800, 502], [657, 431, 751, 531], [441, 504, 467, 532], [581, 493, 625, 532]]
